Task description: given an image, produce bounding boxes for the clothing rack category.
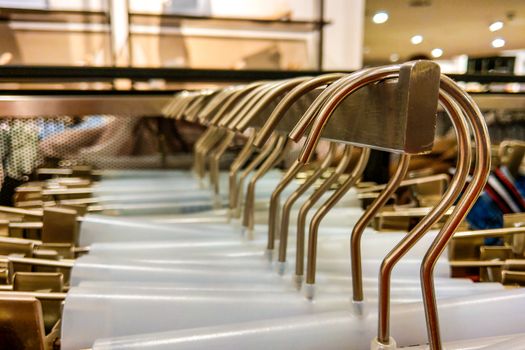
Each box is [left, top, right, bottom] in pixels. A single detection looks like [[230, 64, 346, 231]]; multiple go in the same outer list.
[[0, 67, 523, 118]]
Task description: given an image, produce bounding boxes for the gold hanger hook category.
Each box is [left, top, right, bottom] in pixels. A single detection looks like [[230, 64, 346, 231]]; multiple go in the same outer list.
[[419, 75, 491, 350], [263, 74, 346, 253], [304, 147, 371, 298], [197, 86, 242, 122], [241, 135, 291, 238], [374, 90, 472, 347], [206, 85, 269, 195], [235, 76, 312, 133], [195, 83, 267, 188], [227, 132, 256, 213], [351, 153, 411, 304], [288, 69, 376, 143], [275, 142, 337, 265], [220, 81, 281, 129], [294, 144, 354, 283], [251, 73, 346, 148], [297, 65, 401, 163], [231, 134, 279, 219]]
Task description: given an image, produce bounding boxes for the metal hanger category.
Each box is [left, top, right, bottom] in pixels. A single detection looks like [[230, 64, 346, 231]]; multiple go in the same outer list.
[[241, 135, 291, 237], [206, 85, 265, 198], [375, 88, 472, 348], [304, 146, 371, 298], [192, 85, 251, 186], [275, 142, 336, 267], [230, 134, 279, 219], [351, 154, 411, 303], [191, 87, 245, 183], [201, 80, 287, 200], [418, 74, 491, 350], [235, 78, 321, 235], [255, 73, 346, 255], [292, 145, 353, 283], [283, 62, 454, 348]]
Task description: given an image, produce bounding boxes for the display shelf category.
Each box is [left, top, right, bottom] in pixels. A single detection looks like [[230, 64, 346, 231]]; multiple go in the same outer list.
[[0, 7, 109, 25], [128, 12, 329, 33], [1, 66, 525, 85]]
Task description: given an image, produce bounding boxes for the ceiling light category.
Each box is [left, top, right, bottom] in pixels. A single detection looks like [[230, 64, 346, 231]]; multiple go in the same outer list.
[[489, 21, 504, 32], [431, 48, 443, 58], [411, 35, 423, 45], [389, 53, 400, 62], [492, 38, 505, 48], [372, 11, 389, 24]]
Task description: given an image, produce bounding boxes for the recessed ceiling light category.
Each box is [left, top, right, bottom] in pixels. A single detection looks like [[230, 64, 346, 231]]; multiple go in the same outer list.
[[411, 35, 423, 45], [372, 11, 389, 24], [492, 38, 505, 48], [489, 21, 504, 32], [431, 48, 443, 58], [389, 53, 400, 62]]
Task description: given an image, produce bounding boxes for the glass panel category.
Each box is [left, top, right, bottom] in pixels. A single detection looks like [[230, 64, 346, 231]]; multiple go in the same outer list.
[[130, 34, 313, 70], [0, 0, 111, 66]]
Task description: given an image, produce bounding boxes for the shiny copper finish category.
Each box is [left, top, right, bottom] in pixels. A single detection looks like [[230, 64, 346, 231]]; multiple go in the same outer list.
[[231, 135, 278, 219], [297, 61, 440, 161], [244, 75, 346, 250], [351, 154, 410, 302], [228, 133, 256, 209], [420, 76, 491, 350], [277, 143, 336, 262], [294, 145, 353, 279], [220, 83, 279, 128], [305, 147, 370, 286], [267, 160, 304, 250], [288, 70, 369, 142], [236, 77, 312, 132], [377, 91, 471, 344], [208, 131, 236, 198], [242, 136, 290, 236], [0, 295, 46, 350], [253, 73, 345, 148]]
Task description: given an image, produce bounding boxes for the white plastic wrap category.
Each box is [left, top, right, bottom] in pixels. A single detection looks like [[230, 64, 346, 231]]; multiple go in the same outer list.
[[79, 216, 237, 245], [86, 228, 445, 260], [76, 280, 503, 295], [406, 334, 524, 349], [84, 288, 525, 350], [479, 334, 525, 349], [70, 254, 451, 286], [62, 282, 505, 350]]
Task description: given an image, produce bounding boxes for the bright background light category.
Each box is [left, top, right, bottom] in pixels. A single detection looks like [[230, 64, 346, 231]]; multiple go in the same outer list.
[[410, 35, 423, 45], [372, 11, 389, 24], [489, 21, 504, 32], [431, 48, 443, 58], [491, 38, 505, 48]]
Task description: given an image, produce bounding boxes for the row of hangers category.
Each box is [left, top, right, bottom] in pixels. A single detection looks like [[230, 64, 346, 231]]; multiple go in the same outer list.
[[1, 60, 523, 350]]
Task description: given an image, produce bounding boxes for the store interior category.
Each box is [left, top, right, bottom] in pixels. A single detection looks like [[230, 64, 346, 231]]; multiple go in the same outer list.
[[0, 1, 525, 350]]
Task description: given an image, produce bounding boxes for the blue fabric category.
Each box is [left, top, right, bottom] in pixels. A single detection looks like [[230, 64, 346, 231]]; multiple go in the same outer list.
[[515, 173, 525, 198], [466, 192, 504, 245], [466, 165, 525, 246]]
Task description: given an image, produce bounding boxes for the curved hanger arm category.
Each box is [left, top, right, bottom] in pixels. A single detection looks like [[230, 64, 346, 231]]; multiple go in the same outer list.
[[420, 75, 491, 350], [304, 147, 370, 297], [375, 91, 472, 345], [350, 153, 411, 302], [277, 142, 337, 266], [294, 144, 354, 281]]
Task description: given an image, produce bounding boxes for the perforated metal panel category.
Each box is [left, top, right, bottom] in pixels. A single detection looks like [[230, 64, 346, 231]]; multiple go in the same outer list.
[[0, 115, 202, 182]]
